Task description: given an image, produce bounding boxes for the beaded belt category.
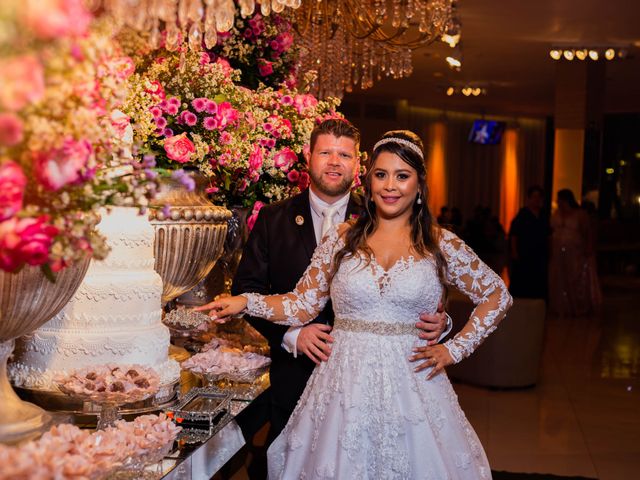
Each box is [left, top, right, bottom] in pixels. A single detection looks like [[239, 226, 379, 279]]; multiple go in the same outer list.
[[334, 318, 418, 336]]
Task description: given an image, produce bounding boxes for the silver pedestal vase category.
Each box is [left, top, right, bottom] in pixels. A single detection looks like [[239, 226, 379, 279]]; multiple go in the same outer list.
[[0, 258, 90, 444], [149, 173, 231, 305]]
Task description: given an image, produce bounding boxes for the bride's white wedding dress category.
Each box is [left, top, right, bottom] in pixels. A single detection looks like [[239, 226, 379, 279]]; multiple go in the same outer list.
[[243, 225, 512, 480]]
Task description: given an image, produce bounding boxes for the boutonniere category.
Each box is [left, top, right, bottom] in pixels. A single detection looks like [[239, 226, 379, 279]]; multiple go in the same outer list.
[[348, 213, 359, 222]]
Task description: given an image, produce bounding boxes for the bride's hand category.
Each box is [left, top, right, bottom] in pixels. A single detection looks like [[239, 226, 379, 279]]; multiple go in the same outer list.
[[409, 344, 454, 380], [193, 295, 248, 323]]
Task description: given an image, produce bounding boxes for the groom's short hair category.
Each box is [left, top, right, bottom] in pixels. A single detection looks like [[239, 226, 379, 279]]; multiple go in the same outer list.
[[310, 118, 360, 153]]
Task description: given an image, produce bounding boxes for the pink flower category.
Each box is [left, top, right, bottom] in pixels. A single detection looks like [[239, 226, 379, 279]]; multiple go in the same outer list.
[[0, 56, 45, 111], [192, 98, 208, 112], [183, 111, 197, 126], [280, 95, 293, 106], [248, 145, 264, 172], [216, 102, 239, 130], [150, 106, 163, 118], [145, 81, 166, 99], [215, 58, 233, 78], [108, 56, 135, 80], [199, 52, 211, 65], [205, 186, 219, 194], [163, 128, 174, 137], [273, 147, 298, 172], [163, 133, 195, 164], [294, 94, 319, 114], [0, 114, 24, 146], [0, 215, 58, 272], [275, 31, 294, 51], [257, 59, 274, 77], [33, 138, 93, 191], [247, 200, 266, 230], [206, 100, 218, 115], [203, 117, 218, 131], [110, 111, 130, 138], [154, 116, 167, 129], [219, 131, 232, 145], [237, 178, 249, 192], [298, 171, 310, 190], [287, 169, 300, 183], [23, 0, 92, 39], [0, 161, 27, 221], [165, 103, 179, 116]]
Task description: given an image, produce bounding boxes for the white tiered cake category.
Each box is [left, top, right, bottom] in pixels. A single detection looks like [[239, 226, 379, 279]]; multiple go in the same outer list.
[[9, 207, 180, 392]]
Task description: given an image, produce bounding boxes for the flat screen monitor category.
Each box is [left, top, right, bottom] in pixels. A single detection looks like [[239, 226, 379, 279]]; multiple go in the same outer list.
[[468, 120, 506, 145]]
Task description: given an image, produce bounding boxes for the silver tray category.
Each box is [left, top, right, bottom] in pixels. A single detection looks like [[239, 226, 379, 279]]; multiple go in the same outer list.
[[167, 388, 231, 427]]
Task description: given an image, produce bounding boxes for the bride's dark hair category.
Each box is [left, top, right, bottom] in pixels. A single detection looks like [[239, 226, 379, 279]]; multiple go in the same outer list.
[[331, 130, 447, 286]]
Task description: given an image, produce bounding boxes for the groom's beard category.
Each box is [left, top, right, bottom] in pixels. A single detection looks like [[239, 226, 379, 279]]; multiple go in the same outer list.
[[309, 171, 354, 198]]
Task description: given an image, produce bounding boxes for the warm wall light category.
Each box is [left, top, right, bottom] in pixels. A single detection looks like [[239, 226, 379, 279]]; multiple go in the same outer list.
[[605, 48, 616, 60], [563, 49, 575, 60], [550, 49, 562, 60], [446, 87, 455, 96], [550, 46, 630, 61], [589, 49, 599, 60], [575, 49, 588, 60], [471, 88, 482, 96], [462, 87, 472, 96], [446, 56, 462, 69]]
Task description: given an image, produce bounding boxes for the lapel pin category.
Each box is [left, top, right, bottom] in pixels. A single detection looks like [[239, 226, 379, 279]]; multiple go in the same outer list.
[[295, 215, 305, 226]]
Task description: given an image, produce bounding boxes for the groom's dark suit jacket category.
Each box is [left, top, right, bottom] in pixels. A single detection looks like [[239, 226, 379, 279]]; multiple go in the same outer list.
[[232, 189, 363, 434]]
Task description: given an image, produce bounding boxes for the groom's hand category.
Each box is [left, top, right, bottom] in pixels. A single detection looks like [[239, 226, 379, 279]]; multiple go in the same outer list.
[[297, 324, 334, 364], [415, 301, 447, 346]]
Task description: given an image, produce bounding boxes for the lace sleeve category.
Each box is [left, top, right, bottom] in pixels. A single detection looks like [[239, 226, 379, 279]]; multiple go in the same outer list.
[[241, 224, 345, 326], [439, 229, 513, 363]]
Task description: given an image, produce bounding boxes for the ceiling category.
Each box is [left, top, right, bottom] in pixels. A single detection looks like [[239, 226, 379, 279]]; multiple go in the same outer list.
[[343, 0, 640, 118]]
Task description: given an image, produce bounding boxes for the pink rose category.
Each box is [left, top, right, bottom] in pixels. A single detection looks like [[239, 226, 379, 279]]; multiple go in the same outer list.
[[164, 133, 195, 164], [33, 138, 93, 191], [145, 81, 166, 99], [0, 114, 24, 146], [257, 59, 274, 77], [287, 169, 300, 183], [215, 58, 233, 78], [23, 0, 92, 39], [0, 56, 45, 111], [0, 216, 58, 272], [219, 131, 232, 145], [216, 102, 239, 130], [273, 147, 298, 172], [298, 171, 310, 190], [248, 145, 264, 172], [0, 161, 27, 221]]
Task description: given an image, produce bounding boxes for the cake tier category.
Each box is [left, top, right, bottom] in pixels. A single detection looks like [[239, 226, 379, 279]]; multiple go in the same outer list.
[[9, 325, 180, 389], [94, 207, 155, 271], [44, 271, 163, 330]]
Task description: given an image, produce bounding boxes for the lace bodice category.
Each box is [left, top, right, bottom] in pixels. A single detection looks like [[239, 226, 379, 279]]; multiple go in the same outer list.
[[244, 224, 512, 363]]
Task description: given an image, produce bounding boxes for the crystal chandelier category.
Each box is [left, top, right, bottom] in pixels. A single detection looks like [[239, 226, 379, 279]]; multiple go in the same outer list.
[[97, 0, 302, 51], [290, 0, 453, 98]]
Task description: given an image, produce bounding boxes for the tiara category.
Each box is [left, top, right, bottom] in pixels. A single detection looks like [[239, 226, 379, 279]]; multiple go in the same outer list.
[[373, 137, 424, 159]]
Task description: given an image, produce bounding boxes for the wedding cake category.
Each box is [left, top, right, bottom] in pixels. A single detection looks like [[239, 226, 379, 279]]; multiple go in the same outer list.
[[9, 207, 180, 394]]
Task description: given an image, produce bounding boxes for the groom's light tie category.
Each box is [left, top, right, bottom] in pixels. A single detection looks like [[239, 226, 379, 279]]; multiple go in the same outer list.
[[321, 204, 339, 238]]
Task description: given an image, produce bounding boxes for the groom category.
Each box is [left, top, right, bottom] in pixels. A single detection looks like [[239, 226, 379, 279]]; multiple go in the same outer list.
[[232, 119, 450, 470]]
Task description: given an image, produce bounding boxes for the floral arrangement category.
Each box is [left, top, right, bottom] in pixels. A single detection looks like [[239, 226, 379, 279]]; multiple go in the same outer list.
[[209, 8, 299, 90], [0, 1, 159, 274], [121, 36, 341, 212]]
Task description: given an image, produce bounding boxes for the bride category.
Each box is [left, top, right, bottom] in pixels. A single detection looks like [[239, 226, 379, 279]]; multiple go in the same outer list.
[[198, 130, 512, 479]]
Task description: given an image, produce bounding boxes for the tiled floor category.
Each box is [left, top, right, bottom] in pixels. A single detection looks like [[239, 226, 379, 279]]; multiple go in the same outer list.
[[223, 285, 640, 479], [457, 287, 640, 479]]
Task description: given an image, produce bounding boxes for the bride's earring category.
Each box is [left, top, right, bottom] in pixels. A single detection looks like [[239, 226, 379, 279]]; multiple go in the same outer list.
[[416, 194, 422, 205]]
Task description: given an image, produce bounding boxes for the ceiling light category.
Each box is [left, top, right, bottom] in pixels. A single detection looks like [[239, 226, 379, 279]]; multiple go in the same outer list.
[[563, 49, 575, 61], [550, 49, 562, 60], [605, 48, 616, 60], [446, 56, 462, 69], [589, 49, 599, 60], [575, 49, 588, 60]]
